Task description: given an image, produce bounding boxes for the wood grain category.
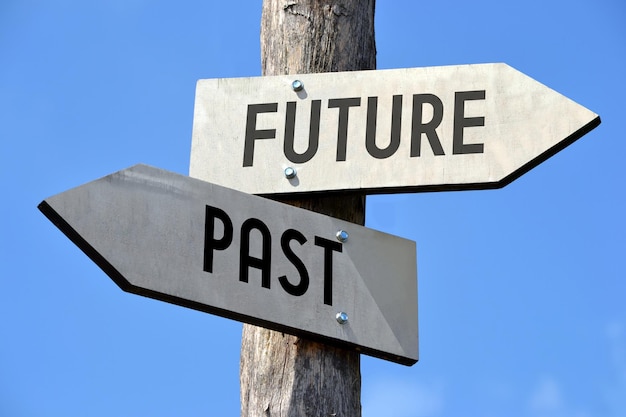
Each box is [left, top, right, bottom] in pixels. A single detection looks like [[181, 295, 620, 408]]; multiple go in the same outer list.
[[240, 1, 376, 416]]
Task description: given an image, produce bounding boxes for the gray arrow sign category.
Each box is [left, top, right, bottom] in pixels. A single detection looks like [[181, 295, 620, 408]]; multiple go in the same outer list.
[[190, 63, 600, 196], [39, 164, 418, 365]]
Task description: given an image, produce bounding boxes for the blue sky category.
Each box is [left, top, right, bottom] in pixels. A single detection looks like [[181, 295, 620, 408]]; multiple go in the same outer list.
[[1, 1, 624, 416]]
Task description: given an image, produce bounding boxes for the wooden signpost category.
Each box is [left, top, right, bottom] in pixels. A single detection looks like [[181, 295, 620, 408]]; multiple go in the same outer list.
[[38, 1, 601, 416], [237, 2, 376, 416]]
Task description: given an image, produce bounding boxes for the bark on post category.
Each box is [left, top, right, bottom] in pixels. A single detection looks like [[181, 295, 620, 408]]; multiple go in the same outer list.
[[240, 1, 376, 416]]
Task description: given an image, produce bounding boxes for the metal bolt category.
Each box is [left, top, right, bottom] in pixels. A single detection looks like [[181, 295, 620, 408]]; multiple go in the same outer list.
[[291, 79, 304, 91], [284, 166, 297, 179], [336, 230, 349, 243], [336, 312, 348, 324]]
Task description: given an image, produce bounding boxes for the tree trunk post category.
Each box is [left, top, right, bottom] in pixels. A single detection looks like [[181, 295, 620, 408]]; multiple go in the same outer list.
[[239, 1, 376, 416]]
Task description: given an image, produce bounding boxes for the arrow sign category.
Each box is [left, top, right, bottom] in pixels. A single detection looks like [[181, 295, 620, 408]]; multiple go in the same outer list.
[[38, 164, 418, 365], [190, 63, 600, 195]]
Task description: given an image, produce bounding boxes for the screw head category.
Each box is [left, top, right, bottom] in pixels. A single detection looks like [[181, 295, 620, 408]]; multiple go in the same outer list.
[[336, 230, 349, 243], [291, 80, 304, 91], [284, 166, 297, 179], [336, 312, 348, 324]]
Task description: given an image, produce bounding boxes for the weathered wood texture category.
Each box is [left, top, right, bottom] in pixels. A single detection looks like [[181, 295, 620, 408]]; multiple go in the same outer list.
[[260, 0, 376, 76], [240, 1, 376, 416]]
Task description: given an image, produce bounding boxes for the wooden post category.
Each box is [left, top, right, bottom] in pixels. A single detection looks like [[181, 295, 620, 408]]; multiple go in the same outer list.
[[239, 1, 376, 416]]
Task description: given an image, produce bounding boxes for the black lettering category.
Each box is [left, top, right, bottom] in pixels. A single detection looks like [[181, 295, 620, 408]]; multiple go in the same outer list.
[[239, 218, 271, 289], [453, 90, 485, 154], [278, 229, 309, 297], [203, 205, 233, 273], [411, 94, 445, 157], [328, 98, 361, 161], [366, 95, 402, 159], [314, 236, 343, 306], [284, 100, 321, 164], [243, 103, 278, 167]]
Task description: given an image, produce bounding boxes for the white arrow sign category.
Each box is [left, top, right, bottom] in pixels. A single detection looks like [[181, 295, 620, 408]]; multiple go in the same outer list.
[[39, 164, 418, 365], [190, 63, 600, 195]]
